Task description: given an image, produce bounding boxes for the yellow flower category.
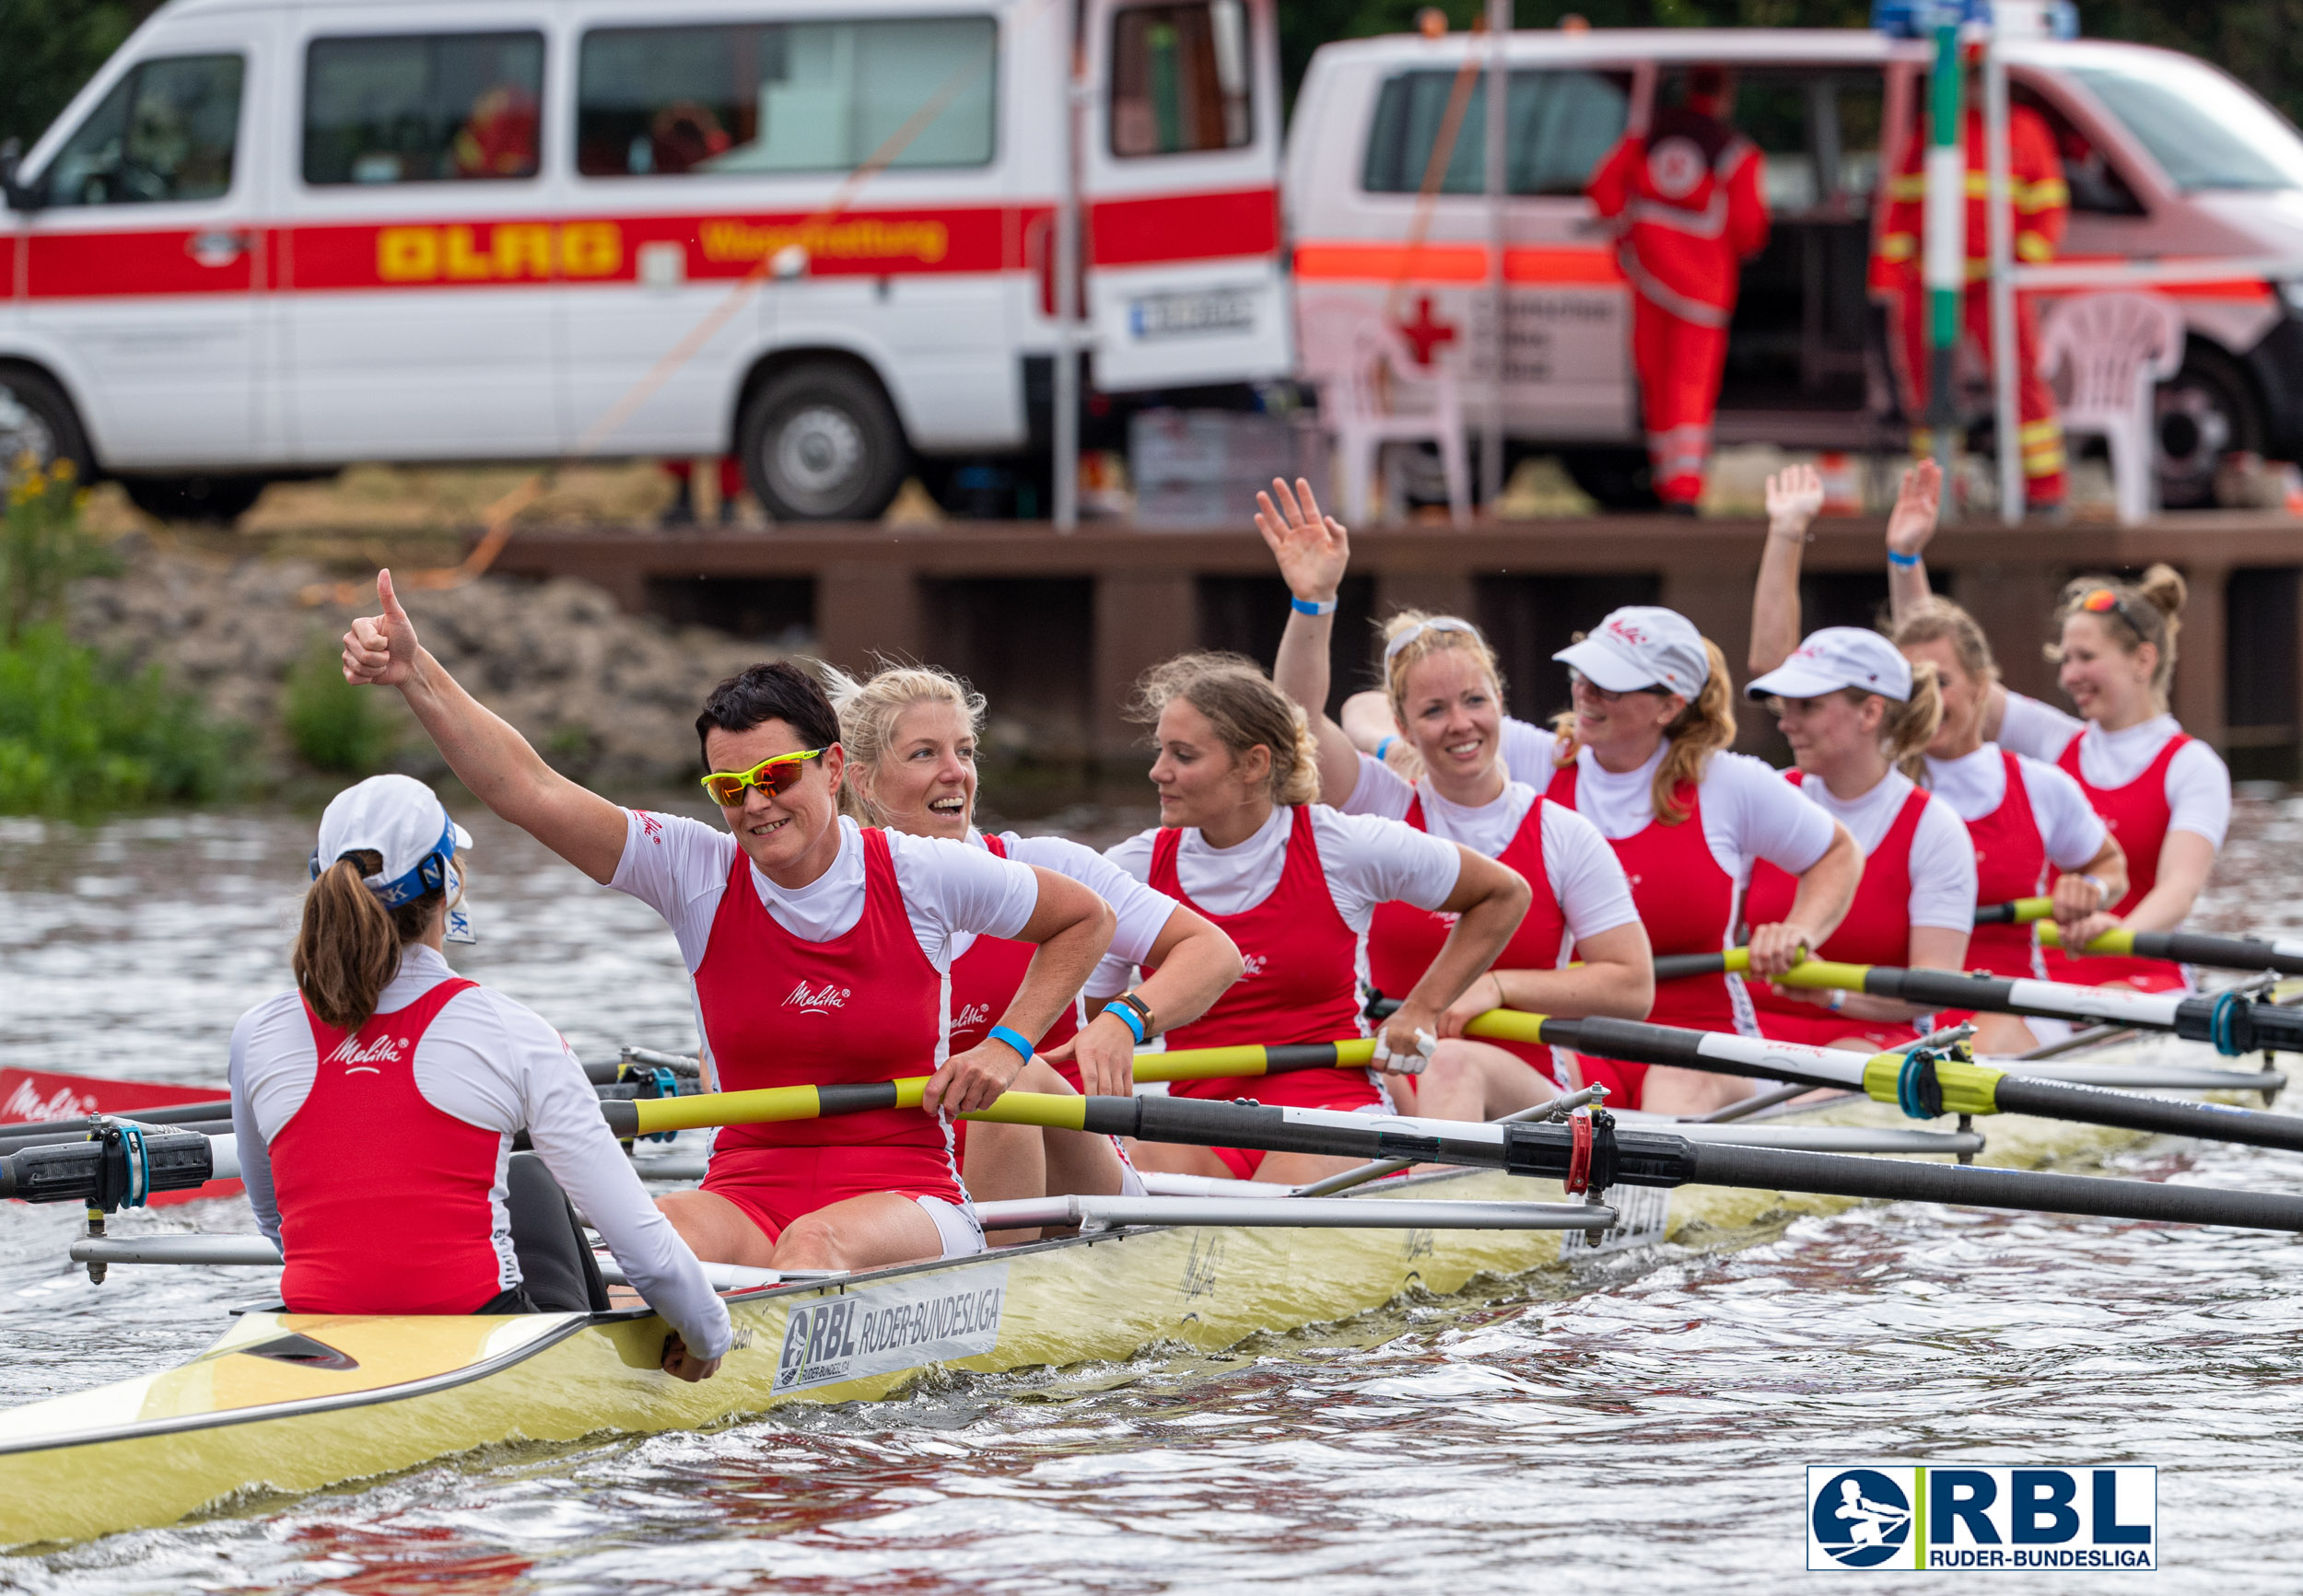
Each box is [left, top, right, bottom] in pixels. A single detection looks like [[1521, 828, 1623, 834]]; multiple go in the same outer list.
[[49, 459, 76, 485]]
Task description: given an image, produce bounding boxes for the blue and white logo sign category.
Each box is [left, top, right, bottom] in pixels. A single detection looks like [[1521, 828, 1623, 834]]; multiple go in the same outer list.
[[1806, 1466, 2156, 1571]]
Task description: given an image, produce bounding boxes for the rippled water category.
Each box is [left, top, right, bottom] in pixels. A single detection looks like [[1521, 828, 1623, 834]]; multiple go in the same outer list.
[[6, 790, 2303, 1592]]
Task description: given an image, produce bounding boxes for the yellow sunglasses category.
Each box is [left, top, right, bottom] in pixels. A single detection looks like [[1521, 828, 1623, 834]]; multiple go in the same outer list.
[[700, 748, 824, 805]]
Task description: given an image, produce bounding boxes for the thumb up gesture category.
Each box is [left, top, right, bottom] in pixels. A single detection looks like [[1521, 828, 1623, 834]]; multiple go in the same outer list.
[[341, 569, 421, 688]]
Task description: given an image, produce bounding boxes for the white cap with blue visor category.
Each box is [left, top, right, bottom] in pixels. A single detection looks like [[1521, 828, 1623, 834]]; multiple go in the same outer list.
[[310, 775, 475, 934]]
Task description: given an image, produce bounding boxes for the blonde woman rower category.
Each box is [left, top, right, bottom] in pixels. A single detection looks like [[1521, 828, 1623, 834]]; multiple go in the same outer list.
[[1257, 477, 1652, 1123]]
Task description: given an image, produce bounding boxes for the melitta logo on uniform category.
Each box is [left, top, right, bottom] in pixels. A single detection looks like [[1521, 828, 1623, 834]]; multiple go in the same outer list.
[[782, 980, 850, 1011], [1806, 1465, 2156, 1571], [1238, 953, 1269, 978], [326, 1036, 403, 1071], [953, 1002, 993, 1031], [775, 1264, 1009, 1392]]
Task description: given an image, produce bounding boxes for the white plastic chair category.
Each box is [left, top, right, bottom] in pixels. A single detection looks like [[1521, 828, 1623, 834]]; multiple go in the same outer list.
[[2038, 291, 2186, 525], [1295, 297, 1470, 525]]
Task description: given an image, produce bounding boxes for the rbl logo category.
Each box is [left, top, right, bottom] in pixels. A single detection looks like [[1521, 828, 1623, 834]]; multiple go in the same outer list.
[[1808, 1465, 2155, 1571]]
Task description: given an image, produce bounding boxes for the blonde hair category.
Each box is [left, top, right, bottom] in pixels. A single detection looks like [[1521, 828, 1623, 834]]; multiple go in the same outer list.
[[1891, 597, 2000, 688], [1381, 611, 1506, 728], [1549, 635, 1736, 825], [2050, 564, 2186, 709], [1129, 651, 1323, 806], [292, 850, 461, 1031], [1843, 662, 1945, 783], [822, 660, 987, 823]]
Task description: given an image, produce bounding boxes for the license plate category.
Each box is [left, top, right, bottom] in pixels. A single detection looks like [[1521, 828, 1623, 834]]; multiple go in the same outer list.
[[1130, 287, 1259, 340]]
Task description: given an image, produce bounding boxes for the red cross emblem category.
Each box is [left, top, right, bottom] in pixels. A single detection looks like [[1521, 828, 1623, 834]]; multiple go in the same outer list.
[[1395, 295, 1458, 367]]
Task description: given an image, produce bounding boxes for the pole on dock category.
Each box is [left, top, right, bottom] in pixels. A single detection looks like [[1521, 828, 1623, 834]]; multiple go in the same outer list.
[[1053, 2, 1083, 531], [1984, 23, 2023, 525], [1480, 0, 1511, 514], [1923, 10, 1963, 505]]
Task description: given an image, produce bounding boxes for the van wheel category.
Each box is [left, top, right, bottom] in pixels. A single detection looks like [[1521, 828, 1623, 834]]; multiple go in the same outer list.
[[739, 365, 907, 521], [2156, 344, 2260, 509], [0, 367, 95, 492], [120, 474, 270, 525], [1560, 447, 1659, 512]]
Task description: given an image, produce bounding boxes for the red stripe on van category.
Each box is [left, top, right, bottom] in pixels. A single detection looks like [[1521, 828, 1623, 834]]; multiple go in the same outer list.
[[1293, 240, 1624, 286], [1089, 188, 1280, 267], [23, 227, 259, 298]]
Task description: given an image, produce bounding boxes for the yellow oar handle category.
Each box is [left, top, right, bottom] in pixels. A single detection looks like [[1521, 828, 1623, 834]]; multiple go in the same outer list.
[[1763, 958, 1877, 993], [2037, 924, 2135, 956], [1131, 1039, 1378, 1081]]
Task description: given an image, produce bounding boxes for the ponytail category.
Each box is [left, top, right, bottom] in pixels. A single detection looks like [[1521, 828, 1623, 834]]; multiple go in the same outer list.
[[1875, 661, 1945, 783], [1546, 637, 1736, 825], [292, 848, 452, 1031]]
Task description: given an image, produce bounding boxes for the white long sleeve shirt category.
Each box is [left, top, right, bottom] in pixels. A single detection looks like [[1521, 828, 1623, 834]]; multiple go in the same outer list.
[[231, 946, 731, 1358]]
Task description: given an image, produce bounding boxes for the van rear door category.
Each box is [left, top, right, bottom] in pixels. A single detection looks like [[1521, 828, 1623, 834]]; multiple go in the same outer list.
[[1082, 0, 1290, 390], [18, 17, 273, 468]]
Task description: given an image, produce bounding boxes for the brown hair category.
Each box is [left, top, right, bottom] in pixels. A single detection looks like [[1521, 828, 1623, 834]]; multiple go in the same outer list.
[[823, 660, 986, 823], [1549, 635, 1736, 825], [1129, 651, 1323, 806], [1891, 597, 2000, 687], [2050, 565, 2186, 709], [1380, 611, 1506, 729], [1844, 662, 1945, 783], [292, 850, 456, 1031]]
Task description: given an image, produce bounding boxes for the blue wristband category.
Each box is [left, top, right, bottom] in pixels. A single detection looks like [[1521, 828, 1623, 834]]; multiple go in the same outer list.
[[1888, 549, 1921, 568], [1100, 1000, 1148, 1045], [986, 1023, 1037, 1063], [1291, 594, 1339, 616], [1374, 736, 1397, 763]]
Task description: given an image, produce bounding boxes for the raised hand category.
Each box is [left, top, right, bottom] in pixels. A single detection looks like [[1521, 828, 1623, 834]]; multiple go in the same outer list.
[[1254, 476, 1350, 604], [1885, 460, 1944, 558], [341, 569, 421, 688], [1765, 463, 1825, 537]]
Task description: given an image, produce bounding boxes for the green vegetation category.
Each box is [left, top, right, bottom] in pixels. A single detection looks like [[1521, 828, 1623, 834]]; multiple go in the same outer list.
[[0, 456, 242, 813], [282, 633, 395, 775]]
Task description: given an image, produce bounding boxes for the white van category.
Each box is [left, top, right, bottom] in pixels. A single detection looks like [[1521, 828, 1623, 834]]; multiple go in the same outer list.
[[1288, 28, 2303, 508], [0, 0, 1289, 520]]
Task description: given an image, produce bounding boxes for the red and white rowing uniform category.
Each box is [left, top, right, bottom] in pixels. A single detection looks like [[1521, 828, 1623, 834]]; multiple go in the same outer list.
[[230, 944, 730, 1352], [1997, 695, 2231, 992], [1344, 755, 1639, 1086], [1105, 804, 1462, 1178], [1924, 745, 2108, 982], [1742, 769, 1975, 1049], [614, 810, 1042, 1255], [1498, 716, 1838, 1108]]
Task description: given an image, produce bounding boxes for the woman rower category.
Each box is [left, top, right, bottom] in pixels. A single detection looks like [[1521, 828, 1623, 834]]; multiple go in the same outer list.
[[232, 775, 729, 1379], [1885, 505, 2225, 993], [1342, 606, 1860, 1113], [827, 661, 1243, 1211], [1754, 461, 2126, 1053], [342, 573, 1117, 1273], [1256, 479, 1652, 1121], [1105, 652, 1532, 1183]]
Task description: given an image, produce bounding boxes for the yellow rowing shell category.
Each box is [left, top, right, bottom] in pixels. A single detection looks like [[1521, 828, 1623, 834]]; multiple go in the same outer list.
[[0, 1033, 2237, 1549]]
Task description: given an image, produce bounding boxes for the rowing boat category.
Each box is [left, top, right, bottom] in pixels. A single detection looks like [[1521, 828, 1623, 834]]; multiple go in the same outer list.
[[0, 1023, 2284, 1549]]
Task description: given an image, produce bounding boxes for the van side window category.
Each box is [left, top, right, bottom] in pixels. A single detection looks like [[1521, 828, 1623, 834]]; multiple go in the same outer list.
[[1110, 0, 1252, 157], [2017, 87, 2144, 216], [576, 18, 997, 176], [1362, 69, 1629, 196], [304, 33, 544, 185], [44, 54, 243, 206]]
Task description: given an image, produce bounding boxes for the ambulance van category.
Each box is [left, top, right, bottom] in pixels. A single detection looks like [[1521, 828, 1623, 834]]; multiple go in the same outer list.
[[0, 0, 1289, 520], [1287, 27, 2303, 508]]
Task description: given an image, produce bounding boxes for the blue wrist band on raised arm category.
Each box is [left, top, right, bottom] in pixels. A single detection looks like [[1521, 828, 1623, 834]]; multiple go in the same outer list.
[[1100, 1000, 1148, 1045], [1374, 737, 1396, 763], [1291, 594, 1339, 616], [1888, 550, 1921, 568], [987, 1024, 1037, 1063]]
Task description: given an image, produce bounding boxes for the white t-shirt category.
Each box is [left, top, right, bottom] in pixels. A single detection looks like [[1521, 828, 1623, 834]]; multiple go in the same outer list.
[[1923, 745, 2109, 870], [1495, 716, 1838, 882], [967, 828, 1181, 1004], [1995, 694, 2231, 849], [1104, 804, 1463, 931], [1343, 757, 1641, 944], [230, 946, 731, 1359], [1785, 769, 1977, 934], [612, 810, 1039, 974]]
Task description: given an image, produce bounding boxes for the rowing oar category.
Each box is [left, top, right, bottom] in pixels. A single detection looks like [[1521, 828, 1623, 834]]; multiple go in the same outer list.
[[590, 1082, 2303, 1235], [1972, 898, 2303, 979], [1651, 947, 2303, 1056]]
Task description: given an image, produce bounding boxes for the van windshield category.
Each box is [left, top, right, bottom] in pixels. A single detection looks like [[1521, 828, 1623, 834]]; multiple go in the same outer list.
[[2069, 56, 2303, 192]]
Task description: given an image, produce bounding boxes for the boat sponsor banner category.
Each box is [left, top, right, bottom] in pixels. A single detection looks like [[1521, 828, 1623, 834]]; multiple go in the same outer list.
[[1807, 1465, 2156, 1571], [774, 1263, 1009, 1393]]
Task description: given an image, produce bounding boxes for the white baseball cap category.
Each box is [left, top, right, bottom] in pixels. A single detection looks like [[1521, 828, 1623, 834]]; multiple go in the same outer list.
[[310, 775, 473, 908], [1747, 627, 1914, 703], [1552, 606, 1711, 698]]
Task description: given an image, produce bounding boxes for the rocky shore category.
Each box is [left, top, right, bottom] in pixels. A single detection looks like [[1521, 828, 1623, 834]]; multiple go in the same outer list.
[[68, 545, 782, 785]]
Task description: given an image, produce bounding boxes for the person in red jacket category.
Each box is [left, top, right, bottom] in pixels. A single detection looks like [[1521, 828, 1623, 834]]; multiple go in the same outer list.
[[1875, 55, 2071, 512], [1587, 66, 1770, 513]]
